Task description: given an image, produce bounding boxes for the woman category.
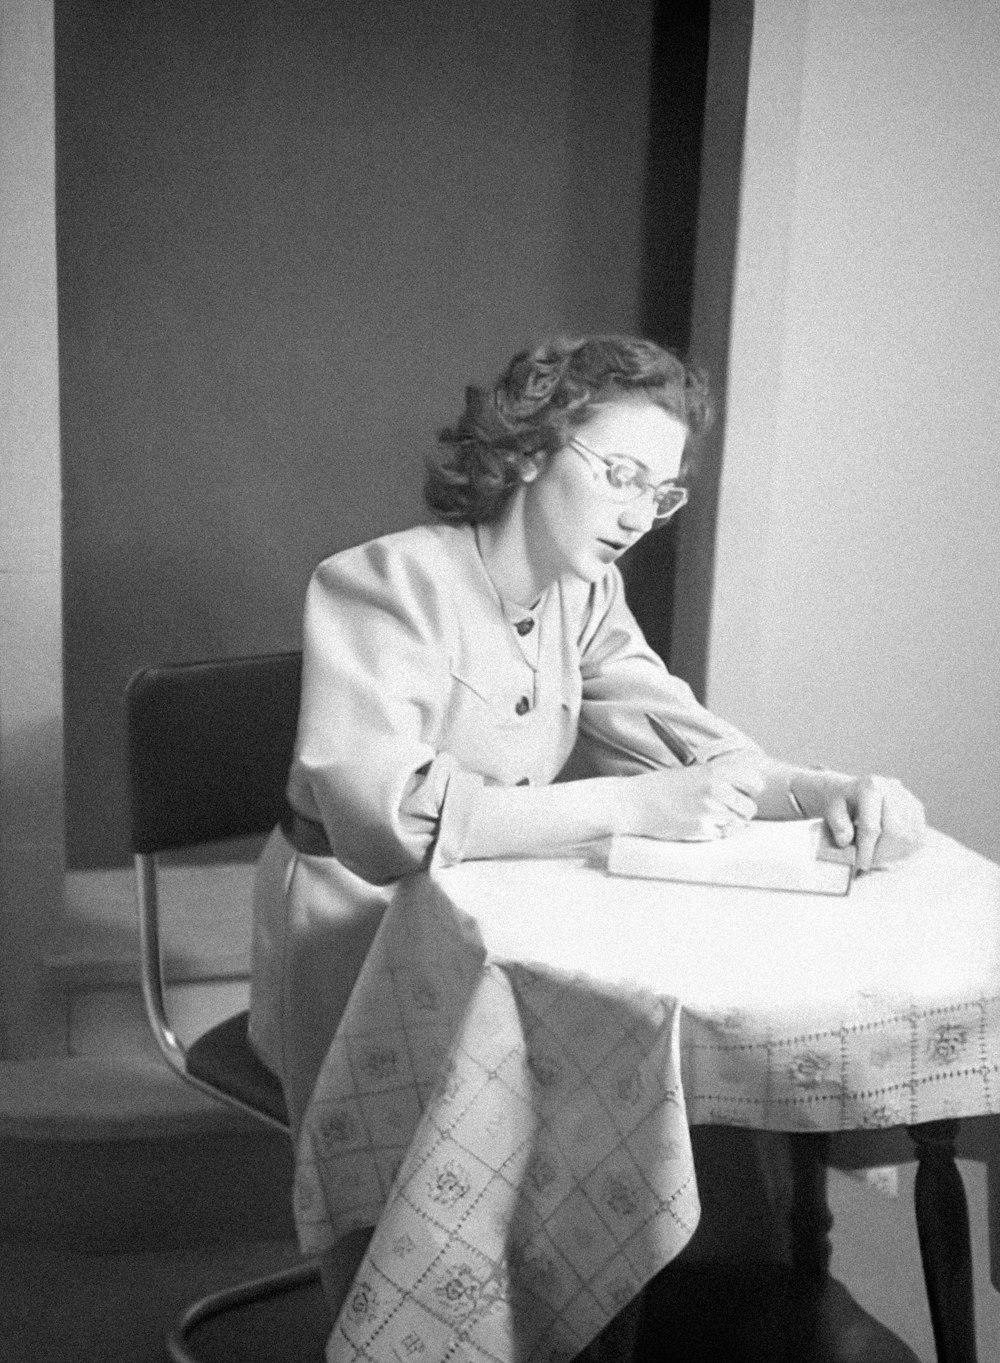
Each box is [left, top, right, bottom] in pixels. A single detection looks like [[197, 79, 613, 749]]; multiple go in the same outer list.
[[249, 334, 924, 1359]]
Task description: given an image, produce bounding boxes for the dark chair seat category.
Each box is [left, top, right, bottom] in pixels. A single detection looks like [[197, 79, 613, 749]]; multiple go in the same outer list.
[[185, 1012, 289, 1129]]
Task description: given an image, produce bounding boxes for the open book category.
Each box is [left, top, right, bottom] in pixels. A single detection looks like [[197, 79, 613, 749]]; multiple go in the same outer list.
[[607, 818, 856, 896]]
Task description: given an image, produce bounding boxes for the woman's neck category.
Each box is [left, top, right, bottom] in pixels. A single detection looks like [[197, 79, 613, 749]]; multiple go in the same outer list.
[[474, 501, 550, 609]]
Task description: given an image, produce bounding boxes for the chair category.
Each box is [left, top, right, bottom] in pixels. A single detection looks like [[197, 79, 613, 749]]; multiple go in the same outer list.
[[125, 650, 327, 1363]]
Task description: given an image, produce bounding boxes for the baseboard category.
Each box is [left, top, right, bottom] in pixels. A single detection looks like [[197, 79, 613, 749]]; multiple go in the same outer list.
[[53, 860, 255, 989], [0, 1053, 259, 1142]]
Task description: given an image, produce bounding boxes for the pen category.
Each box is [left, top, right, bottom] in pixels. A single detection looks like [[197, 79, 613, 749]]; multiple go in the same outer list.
[[646, 712, 700, 767]]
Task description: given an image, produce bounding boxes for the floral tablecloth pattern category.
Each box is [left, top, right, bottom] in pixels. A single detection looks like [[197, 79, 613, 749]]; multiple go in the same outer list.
[[295, 876, 699, 1362]]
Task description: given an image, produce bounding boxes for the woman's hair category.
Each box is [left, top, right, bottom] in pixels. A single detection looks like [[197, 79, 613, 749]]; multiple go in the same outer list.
[[424, 334, 711, 524]]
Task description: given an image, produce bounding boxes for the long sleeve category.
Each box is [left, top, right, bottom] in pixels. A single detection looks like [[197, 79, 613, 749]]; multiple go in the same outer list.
[[287, 537, 484, 884], [569, 565, 761, 776]]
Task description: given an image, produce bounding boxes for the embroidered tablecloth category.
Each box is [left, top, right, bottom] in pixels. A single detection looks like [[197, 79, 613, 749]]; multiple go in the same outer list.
[[294, 829, 1000, 1362]]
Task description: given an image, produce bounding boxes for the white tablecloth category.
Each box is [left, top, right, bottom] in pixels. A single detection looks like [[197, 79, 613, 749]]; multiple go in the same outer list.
[[294, 829, 1000, 1362]]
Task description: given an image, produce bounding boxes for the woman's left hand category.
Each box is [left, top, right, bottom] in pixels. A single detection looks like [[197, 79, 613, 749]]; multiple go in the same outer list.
[[791, 772, 926, 871]]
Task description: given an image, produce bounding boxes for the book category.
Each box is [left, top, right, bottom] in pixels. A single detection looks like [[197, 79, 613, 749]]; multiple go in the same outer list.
[[606, 818, 856, 896]]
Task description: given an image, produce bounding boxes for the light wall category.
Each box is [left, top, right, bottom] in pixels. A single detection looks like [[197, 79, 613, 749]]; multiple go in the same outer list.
[[709, 0, 1000, 861]]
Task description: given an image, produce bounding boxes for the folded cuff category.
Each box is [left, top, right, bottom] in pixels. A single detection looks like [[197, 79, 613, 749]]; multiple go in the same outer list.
[[429, 767, 486, 871]]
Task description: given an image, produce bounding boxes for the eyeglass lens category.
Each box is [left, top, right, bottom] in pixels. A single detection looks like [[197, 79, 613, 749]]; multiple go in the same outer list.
[[570, 440, 687, 519]]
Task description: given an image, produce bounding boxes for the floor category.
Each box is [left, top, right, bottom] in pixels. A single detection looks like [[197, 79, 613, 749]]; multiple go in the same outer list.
[[0, 1238, 325, 1363], [2, 1142, 998, 1362], [0, 1123, 323, 1363]]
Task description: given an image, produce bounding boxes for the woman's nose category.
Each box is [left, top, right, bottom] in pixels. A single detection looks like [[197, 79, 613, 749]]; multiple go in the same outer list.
[[617, 495, 657, 534]]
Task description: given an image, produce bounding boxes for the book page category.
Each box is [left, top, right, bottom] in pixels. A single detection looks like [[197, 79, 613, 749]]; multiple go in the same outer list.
[[606, 818, 854, 896]]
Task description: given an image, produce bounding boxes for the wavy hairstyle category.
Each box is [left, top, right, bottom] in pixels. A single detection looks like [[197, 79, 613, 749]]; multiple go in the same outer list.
[[424, 334, 711, 524]]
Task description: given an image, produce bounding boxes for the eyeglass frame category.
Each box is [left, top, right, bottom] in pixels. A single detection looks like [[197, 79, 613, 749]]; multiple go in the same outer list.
[[567, 437, 689, 522]]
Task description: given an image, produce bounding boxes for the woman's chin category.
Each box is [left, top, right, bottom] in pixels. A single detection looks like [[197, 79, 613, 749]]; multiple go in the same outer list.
[[568, 559, 612, 585]]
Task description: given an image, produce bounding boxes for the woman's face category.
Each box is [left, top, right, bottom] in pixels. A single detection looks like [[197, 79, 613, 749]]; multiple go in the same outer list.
[[521, 399, 688, 587]]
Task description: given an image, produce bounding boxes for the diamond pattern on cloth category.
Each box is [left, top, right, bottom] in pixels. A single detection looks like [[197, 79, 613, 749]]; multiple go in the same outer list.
[[294, 877, 699, 1363], [681, 994, 1000, 1131]]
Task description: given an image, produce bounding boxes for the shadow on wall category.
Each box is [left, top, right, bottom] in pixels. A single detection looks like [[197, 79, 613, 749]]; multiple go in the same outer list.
[[57, 0, 713, 866]]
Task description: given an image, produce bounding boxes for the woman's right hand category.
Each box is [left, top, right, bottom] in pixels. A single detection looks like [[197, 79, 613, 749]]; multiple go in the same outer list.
[[617, 755, 766, 842]]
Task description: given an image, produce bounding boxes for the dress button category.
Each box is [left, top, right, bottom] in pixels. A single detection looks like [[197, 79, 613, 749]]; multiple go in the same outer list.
[[515, 695, 531, 716], [515, 618, 535, 636]]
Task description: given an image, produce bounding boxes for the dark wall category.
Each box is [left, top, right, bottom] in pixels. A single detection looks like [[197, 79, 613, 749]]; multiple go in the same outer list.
[[56, 0, 709, 867], [622, 0, 712, 667]]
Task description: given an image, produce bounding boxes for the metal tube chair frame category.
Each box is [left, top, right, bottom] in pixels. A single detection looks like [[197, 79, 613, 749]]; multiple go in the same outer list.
[[126, 650, 324, 1363]]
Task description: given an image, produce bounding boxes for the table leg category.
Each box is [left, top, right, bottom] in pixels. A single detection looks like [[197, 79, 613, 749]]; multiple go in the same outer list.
[[908, 1118, 978, 1363], [789, 1132, 834, 1280], [787, 1134, 922, 1363]]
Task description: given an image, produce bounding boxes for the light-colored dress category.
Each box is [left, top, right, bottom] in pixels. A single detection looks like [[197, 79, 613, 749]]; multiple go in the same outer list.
[[248, 521, 758, 1133]]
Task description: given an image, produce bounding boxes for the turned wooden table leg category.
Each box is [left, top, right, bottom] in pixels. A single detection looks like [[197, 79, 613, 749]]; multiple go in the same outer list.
[[789, 1131, 834, 1281], [908, 1118, 978, 1363]]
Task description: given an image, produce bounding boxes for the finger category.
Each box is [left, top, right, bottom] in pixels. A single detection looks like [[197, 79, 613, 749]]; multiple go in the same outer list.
[[704, 797, 755, 841], [715, 815, 754, 838], [824, 796, 856, 849], [868, 828, 908, 866], [697, 799, 753, 838], [731, 773, 766, 800], [715, 787, 758, 822], [688, 813, 727, 841], [853, 784, 885, 872], [705, 774, 757, 816], [870, 793, 926, 865]]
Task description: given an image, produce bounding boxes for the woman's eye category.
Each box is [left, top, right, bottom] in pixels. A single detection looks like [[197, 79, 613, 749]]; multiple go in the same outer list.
[[606, 461, 640, 490]]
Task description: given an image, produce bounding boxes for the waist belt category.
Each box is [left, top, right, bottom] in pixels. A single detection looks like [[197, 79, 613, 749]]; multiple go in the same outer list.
[[279, 804, 334, 857]]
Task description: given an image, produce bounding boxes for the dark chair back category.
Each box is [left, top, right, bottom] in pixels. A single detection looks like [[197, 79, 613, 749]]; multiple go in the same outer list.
[[126, 651, 302, 855], [123, 651, 325, 1348]]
